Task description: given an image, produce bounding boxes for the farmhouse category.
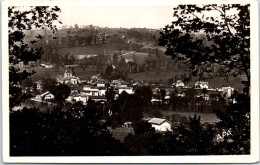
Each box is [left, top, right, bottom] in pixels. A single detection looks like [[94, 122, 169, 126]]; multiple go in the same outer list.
[[148, 118, 172, 132]]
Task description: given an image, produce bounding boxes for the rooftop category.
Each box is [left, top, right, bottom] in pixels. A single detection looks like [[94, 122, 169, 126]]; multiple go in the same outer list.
[[148, 118, 168, 125]]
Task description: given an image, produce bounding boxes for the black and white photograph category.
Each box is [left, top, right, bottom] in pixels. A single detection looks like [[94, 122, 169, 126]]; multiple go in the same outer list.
[[2, 0, 259, 163]]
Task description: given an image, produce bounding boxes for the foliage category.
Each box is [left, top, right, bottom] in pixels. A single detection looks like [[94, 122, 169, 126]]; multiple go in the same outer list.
[[215, 93, 250, 154], [10, 103, 129, 156], [132, 120, 155, 135], [41, 75, 58, 92], [158, 5, 250, 91], [9, 6, 61, 109], [50, 83, 71, 108]]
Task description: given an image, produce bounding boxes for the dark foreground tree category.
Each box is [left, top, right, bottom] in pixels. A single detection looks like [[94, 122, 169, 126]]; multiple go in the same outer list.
[[9, 6, 61, 110], [159, 4, 250, 154], [158, 5, 250, 92], [50, 83, 71, 108], [10, 103, 129, 156]]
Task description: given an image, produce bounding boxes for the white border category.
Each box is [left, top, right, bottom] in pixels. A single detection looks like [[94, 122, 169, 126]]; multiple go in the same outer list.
[[2, 0, 259, 163]]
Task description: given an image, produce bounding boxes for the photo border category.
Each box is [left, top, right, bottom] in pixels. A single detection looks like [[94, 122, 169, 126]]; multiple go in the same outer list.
[[2, 0, 259, 163]]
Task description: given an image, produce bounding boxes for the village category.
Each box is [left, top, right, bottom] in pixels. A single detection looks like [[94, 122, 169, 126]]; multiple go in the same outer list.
[[18, 67, 236, 138]]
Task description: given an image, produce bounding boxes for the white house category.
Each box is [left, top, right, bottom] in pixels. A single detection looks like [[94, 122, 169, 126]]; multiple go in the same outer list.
[[221, 86, 234, 98], [73, 95, 88, 105], [98, 87, 107, 96], [195, 81, 209, 89], [82, 86, 100, 96], [35, 80, 43, 91], [119, 87, 134, 94], [44, 92, 55, 100], [97, 80, 107, 87], [45, 64, 53, 68], [175, 80, 184, 88], [33, 91, 54, 102], [57, 70, 80, 85], [148, 118, 172, 132]]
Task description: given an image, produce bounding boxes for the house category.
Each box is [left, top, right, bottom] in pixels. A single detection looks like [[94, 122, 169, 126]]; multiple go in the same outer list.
[[176, 92, 185, 97], [74, 95, 88, 105], [82, 86, 100, 96], [221, 86, 234, 98], [64, 69, 73, 77], [148, 118, 172, 132], [35, 80, 43, 92], [118, 81, 131, 88], [57, 70, 80, 85], [89, 96, 107, 103], [45, 63, 53, 68], [98, 87, 107, 96], [66, 93, 88, 105], [119, 87, 134, 94], [201, 94, 210, 101], [33, 91, 54, 102], [195, 81, 209, 89], [174, 80, 184, 88], [97, 80, 107, 87]]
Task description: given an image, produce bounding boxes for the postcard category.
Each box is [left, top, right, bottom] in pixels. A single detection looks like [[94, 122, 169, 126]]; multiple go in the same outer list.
[[2, 0, 259, 163]]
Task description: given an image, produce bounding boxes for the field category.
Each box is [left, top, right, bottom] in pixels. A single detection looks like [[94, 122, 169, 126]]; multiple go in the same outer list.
[[31, 67, 102, 81], [129, 69, 186, 82], [159, 110, 220, 124], [189, 75, 247, 91], [58, 43, 127, 55], [129, 69, 246, 90]]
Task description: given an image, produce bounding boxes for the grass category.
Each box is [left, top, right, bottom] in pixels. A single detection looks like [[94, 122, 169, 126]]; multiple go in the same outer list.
[[159, 110, 220, 124], [129, 69, 186, 82], [58, 43, 126, 55], [31, 67, 101, 81]]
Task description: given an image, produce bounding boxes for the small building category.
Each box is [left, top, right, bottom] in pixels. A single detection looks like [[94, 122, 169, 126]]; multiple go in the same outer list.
[[119, 87, 134, 94], [98, 87, 107, 96], [34, 80, 43, 92], [123, 121, 132, 127], [82, 86, 100, 96], [33, 91, 54, 102], [64, 69, 73, 78], [45, 64, 53, 68], [201, 94, 210, 101], [89, 96, 107, 103], [174, 80, 184, 88], [176, 92, 185, 97], [195, 81, 209, 89], [57, 70, 80, 85], [221, 86, 234, 98], [97, 79, 107, 88], [148, 118, 172, 132]]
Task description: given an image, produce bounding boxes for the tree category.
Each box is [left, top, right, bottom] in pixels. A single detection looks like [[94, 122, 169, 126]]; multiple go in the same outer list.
[[158, 5, 250, 92], [42, 75, 57, 92], [50, 84, 71, 108], [105, 87, 115, 103], [105, 64, 113, 76], [160, 89, 166, 104], [134, 86, 153, 107], [215, 93, 250, 154], [9, 6, 61, 109]]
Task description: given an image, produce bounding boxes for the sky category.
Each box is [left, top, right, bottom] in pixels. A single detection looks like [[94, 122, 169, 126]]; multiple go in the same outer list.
[[58, 6, 175, 29]]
